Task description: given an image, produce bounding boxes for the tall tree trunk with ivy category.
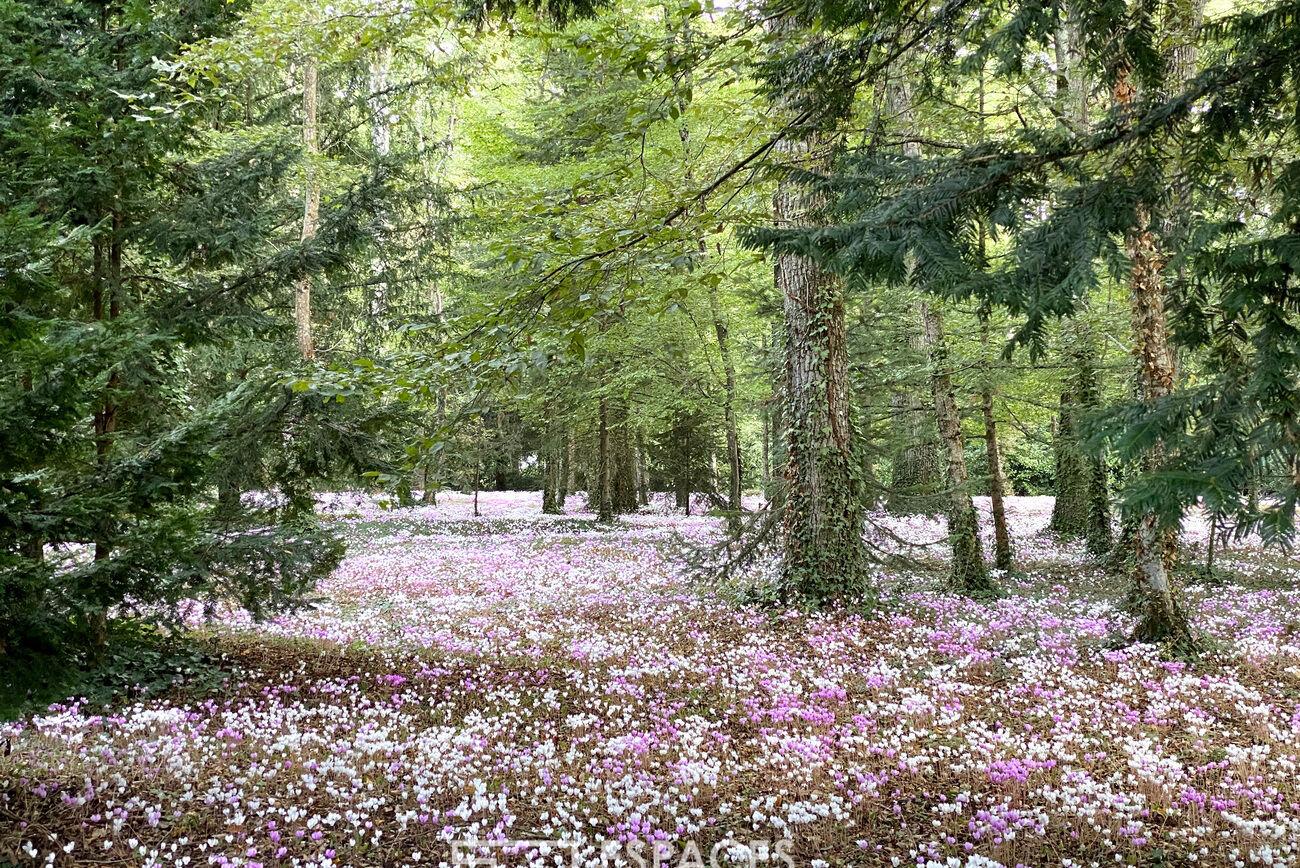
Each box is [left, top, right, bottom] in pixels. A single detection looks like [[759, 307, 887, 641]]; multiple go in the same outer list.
[[773, 127, 868, 600]]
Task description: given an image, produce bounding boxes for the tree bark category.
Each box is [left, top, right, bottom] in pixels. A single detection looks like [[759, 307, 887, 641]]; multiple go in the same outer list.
[[636, 430, 650, 506], [1050, 319, 1112, 553], [887, 388, 944, 516], [542, 444, 562, 514], [709, 282, 743, 529], [597, 397, 614, 524], [296, 60, 319, 360], [562, 429, 574, 504], [978, 309, 1013, 571], [667, 15, 743, 528], [919, 301, 993, 594], [773, 125, 868, 599], [1117, 69, 1194, 647], [610, 400, 638, 514], [367, 47, 391, 321]]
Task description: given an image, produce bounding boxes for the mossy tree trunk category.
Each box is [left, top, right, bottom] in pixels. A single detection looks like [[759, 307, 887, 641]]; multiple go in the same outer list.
[[919, 301, 993, 595]]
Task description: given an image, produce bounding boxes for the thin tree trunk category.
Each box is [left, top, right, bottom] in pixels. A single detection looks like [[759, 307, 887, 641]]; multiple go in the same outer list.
[[296, 59, 319, 360], [367, 47, 392, 321], [709, 283, 743, 526], [978, 308, 1013, 571], [1127, 199, 1191, 644], [761, 333, 771, 497], [672, 413, 693, 514], [636, 430, 650, 506], [919, 301, 993, 594], [887, 81, 947, 521], [610, 400, 638, 514], [667, 15, 743, 527], [563, 429, 574, 504], [1117, 68, 1193, 647], [542, 443, 561, 514], [89, 217, 122, 654], [598, 397, 614, 524]]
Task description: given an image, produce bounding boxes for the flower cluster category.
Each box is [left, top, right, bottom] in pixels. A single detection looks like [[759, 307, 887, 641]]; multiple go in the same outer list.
[[2, 493, 1298, 868]]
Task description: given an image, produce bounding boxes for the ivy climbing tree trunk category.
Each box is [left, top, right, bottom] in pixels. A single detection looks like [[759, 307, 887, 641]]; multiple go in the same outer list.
[[773, 126, 868, 600], [920, 301, 993, 594], [295, 58, 319, 360]]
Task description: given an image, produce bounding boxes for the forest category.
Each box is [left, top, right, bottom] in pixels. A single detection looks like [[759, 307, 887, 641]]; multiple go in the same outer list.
[[2, 0, 1300, 865]]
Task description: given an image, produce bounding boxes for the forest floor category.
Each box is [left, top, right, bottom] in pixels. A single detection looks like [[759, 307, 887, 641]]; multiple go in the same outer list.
[[3, 493, 1300, 868]]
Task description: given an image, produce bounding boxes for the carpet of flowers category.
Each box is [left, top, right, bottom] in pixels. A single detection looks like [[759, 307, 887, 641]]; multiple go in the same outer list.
[[3, 493, 1300, 868]]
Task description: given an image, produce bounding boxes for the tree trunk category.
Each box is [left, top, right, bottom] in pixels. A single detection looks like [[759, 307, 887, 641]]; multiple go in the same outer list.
[[636, 430, 650, 506], [978, 310, 1013, 571], [708, 283, 743, 528], [919, 301, 993, 594], [1127, 201, 1192, 644], [422, 285, 447, 505], [1050, 389, 1092, 535], [767, 325, 786, 504], [773, 127, 867, 599], [610, 400, 638, 514], [542, 448, 561, 514], [1050, 319, 1112, 553], [367, 47, 391, 321], [89, 218, 123, 654], [598, 397, 614, 524], [667, 19, 742, 526], [296, 59, 319, 360], [1117, 70, 1194, 647], [887, 389, 944, 516], [562, 428, 573, 505]]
